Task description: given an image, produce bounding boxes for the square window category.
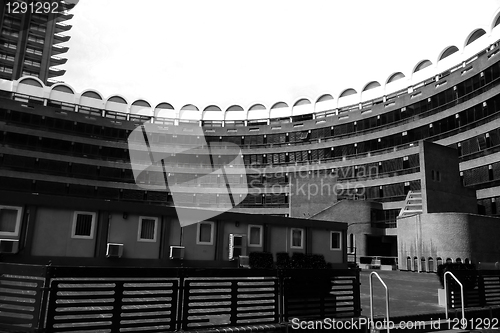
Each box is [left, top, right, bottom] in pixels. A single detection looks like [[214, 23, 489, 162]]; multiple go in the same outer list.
[[137, 217, 158, 242], [248, 225, 263, 247], [290, 228, 304, 249], [71, 212, 96, 239], [330, 231, 342, 250], [197, 221, 214, 245], [0, 206, 22, 237]]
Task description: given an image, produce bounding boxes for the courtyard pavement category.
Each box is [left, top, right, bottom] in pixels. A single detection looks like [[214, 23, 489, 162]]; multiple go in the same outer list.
[[359, 269, 445, 318], [358, 270, 500, 332]]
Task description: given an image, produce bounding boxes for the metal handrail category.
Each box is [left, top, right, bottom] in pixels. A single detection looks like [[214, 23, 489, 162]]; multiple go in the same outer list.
[[444, 271, 465, 320], [369, 271, 390, 333]]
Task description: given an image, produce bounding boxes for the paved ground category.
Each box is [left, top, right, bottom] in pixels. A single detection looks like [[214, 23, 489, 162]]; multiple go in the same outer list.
[[359, 269, 445, 318], [359, 270, 500, 332]]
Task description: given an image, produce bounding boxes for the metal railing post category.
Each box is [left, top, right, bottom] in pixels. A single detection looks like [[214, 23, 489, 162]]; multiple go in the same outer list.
[[444, 271, 465, 320], [369, 272, 390, 333]]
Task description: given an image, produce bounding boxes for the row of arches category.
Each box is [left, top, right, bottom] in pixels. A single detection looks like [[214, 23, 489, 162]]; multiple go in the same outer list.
[[10, 22, 500, 121], [406, 256, 470, 272]]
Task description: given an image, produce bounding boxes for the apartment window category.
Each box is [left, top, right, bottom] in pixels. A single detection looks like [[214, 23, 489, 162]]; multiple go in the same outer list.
[[71, 212, 96, 239], [22, 71, 39, 77], [290, 228, 304, 249], [0, 66, 13, 74], [0, 54, 15, 61], [26, 48, 43, 56], [0, 206, 22, 237], [248, 224, 263, 247], [137, 217, 158, 242], [197, 221, 214, 245], [24, 60, 41, 67], [330, 231, 342, 250], [1, 29, 19, 38], [3, 43, 17, 49]]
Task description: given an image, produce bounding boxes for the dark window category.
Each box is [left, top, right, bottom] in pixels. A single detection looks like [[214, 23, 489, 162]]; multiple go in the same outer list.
[[72, 212, 95, 238], [139, 218, 156, 241]]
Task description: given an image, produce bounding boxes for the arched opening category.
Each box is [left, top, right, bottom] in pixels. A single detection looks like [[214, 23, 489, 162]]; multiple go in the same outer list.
[[108, 96, 127, 104], [81, 91, 102, 100], [439, 46, 459, 61], [226, 105, 244, 111], [363, 81, 381, 91], [271, 102, 288, 109], [413, 60, 432, 73], [420, 257, 426, 272], [132, 100, 151, 107], [19, 77, 43, 87], [413, 257, 418, 272], [428, 257, 434, 272], [437, 257, 443, 267], [465, 28, 486, 46], [316, 94, 333, 103], [446, 258, 453, 264], [339, 88, 357, 98], [456, 258, 462, 264], [293, 98, 311, 107], [406, 256, 412, 271], [155, 102, 174, 110], [386, 72, 405, 84], [52, 84, 74, 94], [464, 258, 470, 264]]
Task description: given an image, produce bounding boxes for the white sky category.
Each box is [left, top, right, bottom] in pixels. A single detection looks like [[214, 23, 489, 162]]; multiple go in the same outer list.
[[61, 0, 500, 110]]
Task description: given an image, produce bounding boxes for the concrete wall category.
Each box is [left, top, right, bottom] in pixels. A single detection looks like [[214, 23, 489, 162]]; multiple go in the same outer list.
[[1, 192, 347, 266], [181, 221, 217, 261], [107, 213, 161, 259], [420, 141, 477, 214], [398, 212, 500, 271], [312, 200, 382, 257], [289, 171, 337, 218], [267, 225, 288, 255], [31, 207, 96, 257], [310, 228, 345, 263]]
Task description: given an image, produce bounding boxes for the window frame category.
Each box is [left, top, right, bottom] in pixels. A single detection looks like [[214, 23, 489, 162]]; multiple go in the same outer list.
[[247, 224, 263, 248], [290, 228, 304, 249], [71, 211, 96, 240], [330, 231, 342, 251], [137, 216, 159, 242], [0, 206, 23, 237], [196, 221, 215, 245]]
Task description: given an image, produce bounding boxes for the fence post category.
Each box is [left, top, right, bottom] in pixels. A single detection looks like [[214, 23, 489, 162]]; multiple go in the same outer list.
[[280, 270, 288, 322], [230, 279, 238, 325], [478, 271, 486, 307], [178, 268, 187, 331], [353, 269, 362, 317], [37, 263, 53, 333], [111, 281, 124, 333]]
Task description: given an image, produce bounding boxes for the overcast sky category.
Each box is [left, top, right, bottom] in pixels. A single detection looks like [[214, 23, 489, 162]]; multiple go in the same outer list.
[[61, 0, 500, 109]]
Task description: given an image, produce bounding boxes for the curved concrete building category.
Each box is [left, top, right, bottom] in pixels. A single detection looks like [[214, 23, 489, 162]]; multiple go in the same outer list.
[[1, 7, 500, 269]]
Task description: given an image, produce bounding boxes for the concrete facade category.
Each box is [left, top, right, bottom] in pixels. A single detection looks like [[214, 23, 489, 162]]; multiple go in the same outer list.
[[419, 141, 477, 214], [289, 171, 338, 218], [398, 212, 500, 271]]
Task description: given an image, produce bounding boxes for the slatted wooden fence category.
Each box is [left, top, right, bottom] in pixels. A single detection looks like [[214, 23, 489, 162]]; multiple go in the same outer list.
[[0, 263, 362, 332], [0, 263, 48, 332], [448, 270, 500, 309]]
